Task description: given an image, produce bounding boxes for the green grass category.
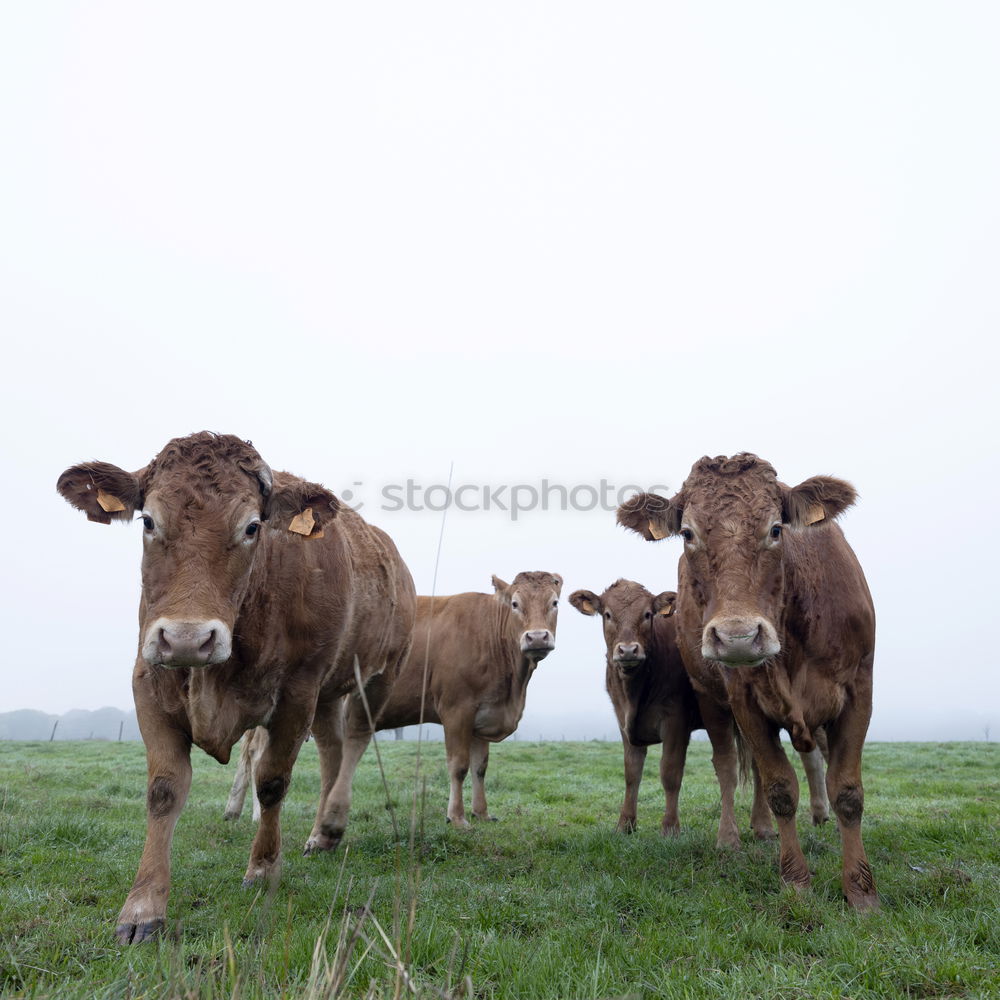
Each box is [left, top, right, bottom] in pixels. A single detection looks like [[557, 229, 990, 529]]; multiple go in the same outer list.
[[1, 740, 998, 999]]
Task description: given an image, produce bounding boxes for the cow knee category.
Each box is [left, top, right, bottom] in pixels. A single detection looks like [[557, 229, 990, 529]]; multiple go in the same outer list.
[[767, 781, 796, 820], [257, 775, 288, 810], [148, 777, 175, 818], [834, 785, 864, 826], [452, 765, 469, 784]]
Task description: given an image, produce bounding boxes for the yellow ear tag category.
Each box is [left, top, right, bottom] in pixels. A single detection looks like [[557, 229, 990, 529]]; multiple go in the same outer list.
[[96, 489, 126, 513], [288, 508, 316, 536], [804, 504, 825, 526], [657, 605, 675, 617], [648, 520, 668, 540]]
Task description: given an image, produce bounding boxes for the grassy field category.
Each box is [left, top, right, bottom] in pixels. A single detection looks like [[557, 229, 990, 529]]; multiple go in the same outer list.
[[1, 739, 997, 999]]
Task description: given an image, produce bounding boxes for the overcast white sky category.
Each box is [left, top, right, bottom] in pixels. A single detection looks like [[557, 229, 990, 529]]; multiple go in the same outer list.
[[2, 3, 997, 740]]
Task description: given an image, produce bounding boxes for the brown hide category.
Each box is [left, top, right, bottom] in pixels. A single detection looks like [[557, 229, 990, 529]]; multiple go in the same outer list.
[[57, 432, 416, 941], [571, 580, 704, 835], [617, 453, 878, 908], [343, 571, 562, 825]]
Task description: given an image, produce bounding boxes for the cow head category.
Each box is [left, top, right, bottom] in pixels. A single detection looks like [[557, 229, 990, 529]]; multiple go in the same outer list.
[[57, 432, 339, 669], [492, 571, 563, 660], [570, 580, 675, 675], [617, 453, 856, 667]]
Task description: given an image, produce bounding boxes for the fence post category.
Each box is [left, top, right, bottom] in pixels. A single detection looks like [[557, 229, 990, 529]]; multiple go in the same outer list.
[[49, 719, 59, 741]]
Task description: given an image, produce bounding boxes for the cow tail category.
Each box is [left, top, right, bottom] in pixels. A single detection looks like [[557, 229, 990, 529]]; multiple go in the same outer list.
[[734, 725, 753, 788]]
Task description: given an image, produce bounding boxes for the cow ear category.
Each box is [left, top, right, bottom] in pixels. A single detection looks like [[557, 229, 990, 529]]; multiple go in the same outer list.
[[617, 491, 683, 541], [782, 476, 857, 528], [491, 575, 511, 603], [653, 592, 677, 617], [57, 462, 145, 524], [569, 590, 602, 616], [266, 472, 339, 537]]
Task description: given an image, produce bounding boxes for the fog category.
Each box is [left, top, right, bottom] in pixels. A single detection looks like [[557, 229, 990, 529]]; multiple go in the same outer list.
[[2, 3, 997, 741]]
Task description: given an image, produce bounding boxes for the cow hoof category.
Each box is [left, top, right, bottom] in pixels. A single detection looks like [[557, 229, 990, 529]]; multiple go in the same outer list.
[[779, 855, 812, 890], [115, 919, 164, 945], [812, 810, 830, 826], [846, 891, 880, 912], [752, 826, 778, 841], [223, 810, 240, 822], [660, 823, 681, 837], [303, 831, 342, 855], [242, 860, 279, 887], [472, 814, 498, 823], [446, 817, 471, 829], [716, 825, 741, 849]]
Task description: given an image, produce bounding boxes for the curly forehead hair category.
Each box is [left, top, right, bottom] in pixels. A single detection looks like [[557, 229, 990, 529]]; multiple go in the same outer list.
[[143, 432, 268, 496], [686, 453, 777, 483], [510, 571, 562, 588]]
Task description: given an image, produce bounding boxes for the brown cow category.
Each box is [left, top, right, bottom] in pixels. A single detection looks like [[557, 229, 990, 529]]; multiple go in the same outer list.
[[338, 572, 562, 827], [618, 454, 877, 909], [570, 580, 828, 840], [57, 432, 416, 941]]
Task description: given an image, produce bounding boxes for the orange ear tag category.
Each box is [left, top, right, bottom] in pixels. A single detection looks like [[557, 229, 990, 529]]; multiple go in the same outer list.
[[96, 489, 126, 513], [288, 508, 316, 536], [648, 520, 668, 540], [804, 504, 825, 526]]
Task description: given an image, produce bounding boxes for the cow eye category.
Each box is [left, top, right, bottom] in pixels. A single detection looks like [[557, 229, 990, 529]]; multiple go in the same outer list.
[[245, 522, 260, 538], [551, 599, 558, 609], [142, 515, 154, 532], [511, 600, 519, 610], [644, 611, 653, 621], [604, 610, 612, 621], [680, 528, 694, 542], [770, 524, 782, 540]]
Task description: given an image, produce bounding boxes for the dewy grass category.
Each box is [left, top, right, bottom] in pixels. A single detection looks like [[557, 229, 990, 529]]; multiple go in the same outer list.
[[0, 740, 998, 999]]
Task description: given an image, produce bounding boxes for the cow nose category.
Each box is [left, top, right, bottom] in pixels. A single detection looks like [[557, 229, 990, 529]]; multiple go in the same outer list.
[[157, 623, 217, 665], [522, 629, 553, 650], [703, 617, 777, 665], [614, 642, 642, 661], [143, 616, 232, 667]]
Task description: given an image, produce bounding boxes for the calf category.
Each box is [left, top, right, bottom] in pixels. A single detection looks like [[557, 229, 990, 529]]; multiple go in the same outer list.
[[571, 581, 694, 835], [618, 453, 877, 908], [57, 432, 416, 941], [340, 572, 562, 826]]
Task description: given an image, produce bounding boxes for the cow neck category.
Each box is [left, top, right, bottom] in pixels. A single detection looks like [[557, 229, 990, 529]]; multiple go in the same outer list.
[[492, 600, 537, 692]]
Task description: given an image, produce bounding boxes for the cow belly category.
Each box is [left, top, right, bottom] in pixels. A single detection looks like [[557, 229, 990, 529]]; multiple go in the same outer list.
[[473, 702, 521, 741]]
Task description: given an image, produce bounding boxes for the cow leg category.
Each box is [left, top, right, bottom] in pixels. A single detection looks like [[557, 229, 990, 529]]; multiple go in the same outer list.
[[749, 758, 777, 840], [304, 695, 347, 854], [469, 737, 497, 821], [698, 696, 741, 848], [224, 727, 265, 822], [469, 737, 495, 821], [658, 718, 689, 836], [116, 679, 192, 944], [243, 701, 311, 887], [442, 710, 474, 828], [617, 729, 646, 833], [825, 676, 878, 910], [223, 729, 254, 821], [798, 746, 830, 825], [740, 710, 810, 891]]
